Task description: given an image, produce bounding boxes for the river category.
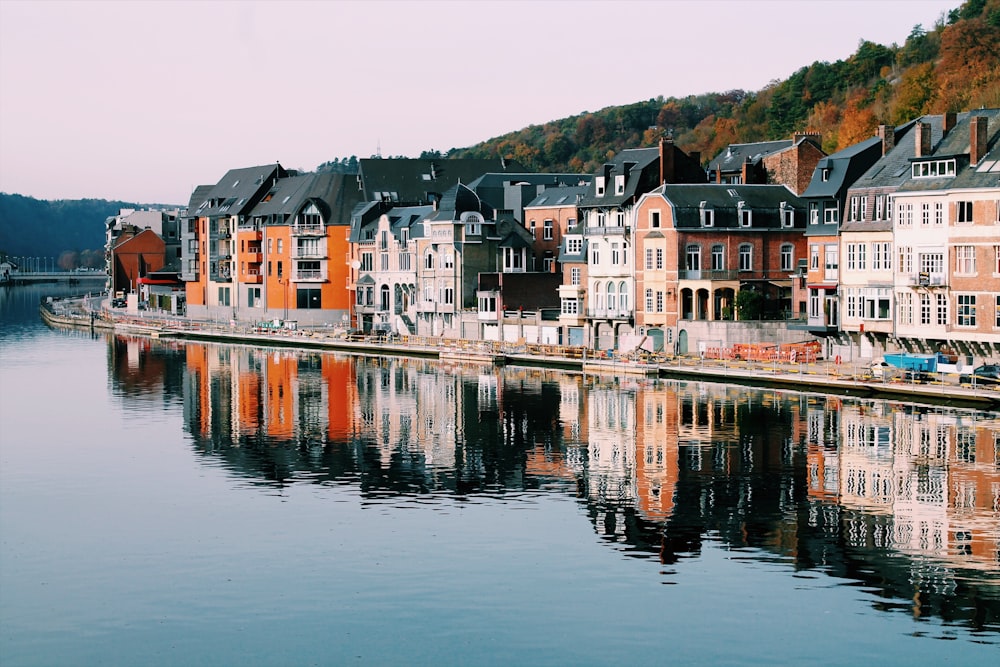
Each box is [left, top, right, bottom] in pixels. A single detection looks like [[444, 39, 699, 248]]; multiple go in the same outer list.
[[1, 282, 998, 666]]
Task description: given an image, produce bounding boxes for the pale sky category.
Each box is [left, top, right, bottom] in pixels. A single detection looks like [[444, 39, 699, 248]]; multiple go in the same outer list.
[[0, 0, 958, 205]]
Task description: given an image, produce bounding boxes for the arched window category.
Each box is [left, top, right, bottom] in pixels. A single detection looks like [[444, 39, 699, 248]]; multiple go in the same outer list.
[[380, 284, 390, 312], [424, 251, 434, 270], [607, 281, 617, 312], [594, 281, 604, 312], [739, 244, 753, 271], [618, 281, 628, 313], [780, 243, 794, 271], [686, 244, 701, 271], [711, 244, 725, 271]]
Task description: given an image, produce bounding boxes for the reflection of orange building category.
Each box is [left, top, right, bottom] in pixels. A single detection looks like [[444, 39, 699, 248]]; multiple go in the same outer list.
[[322, 354, 357, 442], [634, 383, 680, 522], [947, 418, 1000, 571]]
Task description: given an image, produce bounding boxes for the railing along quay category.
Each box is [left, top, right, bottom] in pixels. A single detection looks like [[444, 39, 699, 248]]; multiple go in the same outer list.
[[40, 296, 1000, 409]]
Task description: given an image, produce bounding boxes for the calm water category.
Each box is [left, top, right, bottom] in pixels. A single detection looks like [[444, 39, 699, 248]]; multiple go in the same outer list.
[[1, 283, 998, 666]]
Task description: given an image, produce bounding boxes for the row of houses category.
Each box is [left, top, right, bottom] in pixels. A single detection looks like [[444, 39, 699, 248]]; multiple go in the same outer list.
[[109, 108, 999, 361]]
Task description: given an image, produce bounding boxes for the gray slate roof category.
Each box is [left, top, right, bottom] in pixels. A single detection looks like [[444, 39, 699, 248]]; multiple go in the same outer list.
[[194, 164, 288, 217], [658, 184, 804, 229], [897, 110, 1000, 193], [525, 185, 589, 208], [802, 136, 883, 200], [358, 158, 524, 205], [707, 140, 793, 172]]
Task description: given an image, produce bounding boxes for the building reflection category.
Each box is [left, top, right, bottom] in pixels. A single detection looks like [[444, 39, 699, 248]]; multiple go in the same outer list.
[[107, 334, 1000, 629]]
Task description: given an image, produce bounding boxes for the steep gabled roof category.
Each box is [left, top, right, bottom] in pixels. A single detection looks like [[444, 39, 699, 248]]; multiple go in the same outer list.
[[194, 164, 287, 217], [897, 110, 1000, 193], [707, 140, 793, 172], [525, 185, 589, 209], [357, 158, 524, 205], [802, 136, 883, 199]]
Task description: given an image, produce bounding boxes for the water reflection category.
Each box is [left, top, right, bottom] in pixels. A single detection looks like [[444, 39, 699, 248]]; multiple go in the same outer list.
[[108, 334, 1000, 634]]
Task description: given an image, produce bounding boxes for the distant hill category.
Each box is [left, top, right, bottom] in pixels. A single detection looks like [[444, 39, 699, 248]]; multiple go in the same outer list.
[[320, 0, 999, 173], [0, 193, 138, 264]]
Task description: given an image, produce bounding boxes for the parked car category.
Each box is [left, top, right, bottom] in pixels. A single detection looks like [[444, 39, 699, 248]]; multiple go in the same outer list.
[[959, 364, 1000, 386], [111, 298, 127, 308]]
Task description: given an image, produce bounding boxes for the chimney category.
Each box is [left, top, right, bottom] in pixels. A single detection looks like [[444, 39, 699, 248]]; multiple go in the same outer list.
[[915, 122, 931, 157], [660, 137, 675, 184], [793, 132, 820, 146], [741, 156, 753, 184], [942, 112, 957, 135], [970, 115, 988, 164], [877, 124, 895, 155], [715, 167, 722, 184]]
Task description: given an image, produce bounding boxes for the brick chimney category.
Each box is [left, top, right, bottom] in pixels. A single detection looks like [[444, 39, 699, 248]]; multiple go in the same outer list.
[[659, 137, 675, 184], [877, 124, 895, 155], [741, 156, 753, 184], [793, 132, 821, 147], [942, 112, 957, 135], [970, 115, 988, 164], [915, 122, 931, 157]]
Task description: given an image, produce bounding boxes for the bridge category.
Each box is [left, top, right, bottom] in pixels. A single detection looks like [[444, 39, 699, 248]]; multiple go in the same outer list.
[[2, 270, 106, 285]]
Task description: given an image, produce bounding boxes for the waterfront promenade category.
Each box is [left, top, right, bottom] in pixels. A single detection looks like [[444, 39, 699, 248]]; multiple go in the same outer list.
[[41, 294, 1000, 409]]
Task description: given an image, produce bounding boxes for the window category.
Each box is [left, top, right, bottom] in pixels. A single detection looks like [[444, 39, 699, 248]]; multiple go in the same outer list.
[[443, 252, 454, 269], [645, 248, 654, 270], [615, 174, 625, 195], [809, 293, 820, 318], [700, 206, 714, 227], [561, 298, 579, 315], [920, 293, 931, 325], [656, 291, 664, 312], [921, 203, 931, 226], [996, 294, 1000, 328], [267, 238, 273, 253], [824, 246, 838, 280], [849, 196, 859, 221], [873, 242, 891, 271], [898, 291, 911, 325], [650, 210, 661, 228], [543, 219, 553, 240], [380, 253, 389, 271], [424, 252, 434, 270], [874, 195, 885, 221], [277, 239, 283, 254], [276, 261, 283, 278], [956, 245, 976, 274], [591, 246, 600, 265], [995, 245, 1000, 274], [441, 286, 454, 305], [595, 177, 605, 197], [656, 248, 663, 270], [898, 203, 913, 226], [911, 159, 956, 178], [956, 201, 973, 223], [712, 245, 725, 271], [297, 288, 321, 309], [686, 244, 701, 272], [919, 252, 943, 274], [936, 293, 947, 325], [808, 202, 819, 225], [859, 196, 868, 221], [823, 204, 838, 224], [611, 243, 620, 266], [218, 286, 230, 306], [934, 202, 944, 225], [566, 238, 582, 254], [607, 281, 616, 311], [645, 289, 653, 311], [810, 244, 819, 270], [957, 294, 976, 326], [570, 267, 581, 285], [530, 220, 537, 238], [898, 246, 912, 274], [399, 252, 411, 271], [739, 244, 753, 271], [738, 203, 752, 227], [781, 204, 794, 227], [862, 289, 891, 320], [847, 243, 866, 271], [780, 244, 794, 271], [544, 257, 554, 272]]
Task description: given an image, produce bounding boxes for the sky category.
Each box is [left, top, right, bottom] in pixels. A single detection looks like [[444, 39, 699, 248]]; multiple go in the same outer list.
[[0, 0, 960, 205]]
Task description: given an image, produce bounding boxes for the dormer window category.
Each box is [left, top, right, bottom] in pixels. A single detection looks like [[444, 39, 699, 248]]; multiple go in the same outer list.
[[699, 202, 714, 227], [595, 177, 605, 197], [821, 167, 831, 182], [912, 159, 957, 178], [614, 174, 625, 195], [780, 202, 794, 227], [738, 202, 751, 227]]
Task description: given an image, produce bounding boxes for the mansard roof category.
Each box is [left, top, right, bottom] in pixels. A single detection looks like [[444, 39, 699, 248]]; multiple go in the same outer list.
[[658, 184, 804, 229], [429, 182, 494, 221], [249, 172, 363, 226]]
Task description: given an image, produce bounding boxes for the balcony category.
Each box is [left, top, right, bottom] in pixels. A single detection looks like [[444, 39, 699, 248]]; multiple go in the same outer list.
[[586, 309, 632, 320], [585, 225, 628, 237], [909, 272, 946, 287], [678, 269, 738, 280], [245, 252, 262, 263], [294, 249, 327, 260], [244, 271, 263, 284], [291, 224, 325, 236], [295, 269, 327, 282]]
